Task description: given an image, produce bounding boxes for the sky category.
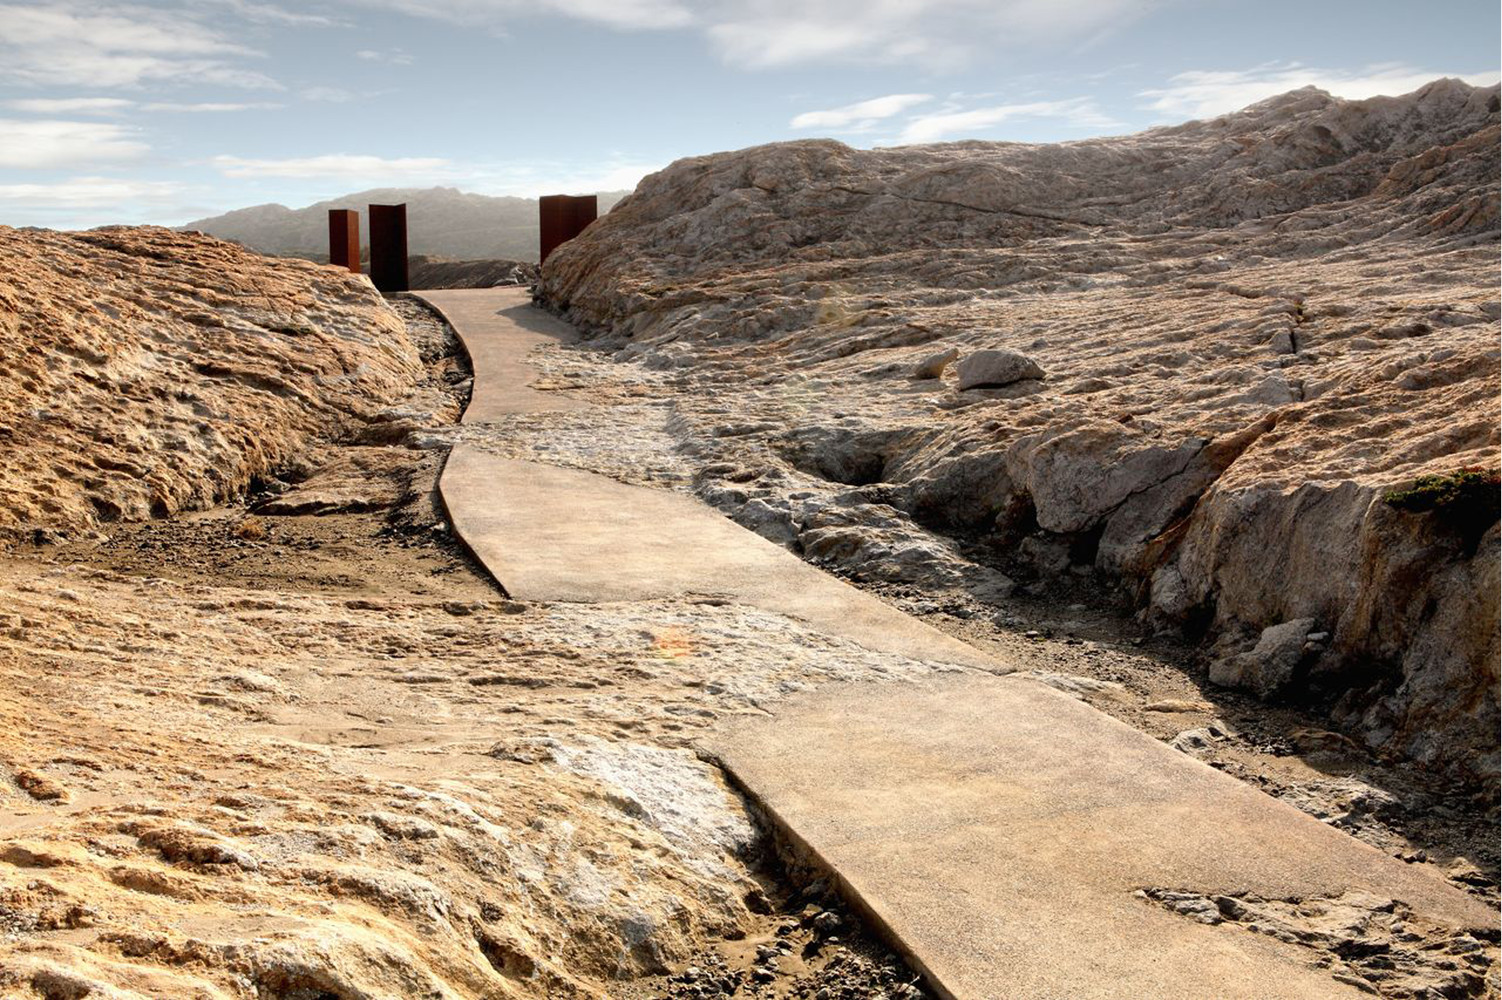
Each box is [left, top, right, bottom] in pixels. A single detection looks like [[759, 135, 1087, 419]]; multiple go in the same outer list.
[[0, 0, 1497, 229]]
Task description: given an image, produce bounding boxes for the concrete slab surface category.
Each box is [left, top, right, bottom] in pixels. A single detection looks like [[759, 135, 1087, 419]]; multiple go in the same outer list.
[[422, 287, 1493, 1000], [708, 674, 1495, 1000], [414, 287, 586, 421], [440, 448, 998, 669]]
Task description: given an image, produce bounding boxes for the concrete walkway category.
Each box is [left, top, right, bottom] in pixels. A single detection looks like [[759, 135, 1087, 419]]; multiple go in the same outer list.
[[416, 287, 587, 421], [419, 288, 993, 668], [710, 675, 1493, 1000], [417, 288, 1493, 1000]]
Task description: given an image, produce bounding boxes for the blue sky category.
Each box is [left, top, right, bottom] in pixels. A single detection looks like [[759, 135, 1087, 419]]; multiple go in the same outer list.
[[0, 0, 1497, 228]]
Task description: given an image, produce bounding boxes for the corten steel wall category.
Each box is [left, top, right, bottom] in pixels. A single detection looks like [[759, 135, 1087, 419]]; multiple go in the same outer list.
[[368, 203, 409, 293], [328, 209, 360, 273], [539, 194, 598, 264]]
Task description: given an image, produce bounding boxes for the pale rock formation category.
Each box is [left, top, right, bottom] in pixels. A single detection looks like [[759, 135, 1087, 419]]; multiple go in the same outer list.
[[1210, 617, 1320, 697], [955, 348, 1045, 389], [540, 80, 1502, 782], [912, 346, 958, 379], [0, 226, 421, 541]]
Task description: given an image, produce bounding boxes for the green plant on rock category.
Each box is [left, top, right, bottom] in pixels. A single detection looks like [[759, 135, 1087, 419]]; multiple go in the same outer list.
[[1383, 467, 1500, 512], [1382, 467, 1500, 546]]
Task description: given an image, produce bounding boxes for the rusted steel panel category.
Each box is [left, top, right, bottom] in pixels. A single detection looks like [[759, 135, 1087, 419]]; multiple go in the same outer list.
[[539, 194, 598, 264], [368, 203, 409, 293], [570, 194, 598, 242], [327, 209, 360, 273], [539, 195, 569, 264]]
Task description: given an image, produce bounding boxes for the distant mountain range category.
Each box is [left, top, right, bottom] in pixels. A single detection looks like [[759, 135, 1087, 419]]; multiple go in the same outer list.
[[179, 186, 630, 263]]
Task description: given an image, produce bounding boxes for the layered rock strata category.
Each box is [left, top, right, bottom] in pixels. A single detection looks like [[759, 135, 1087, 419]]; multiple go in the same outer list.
[[540, 80, 1501, 782], [0, 226, 422, 542]]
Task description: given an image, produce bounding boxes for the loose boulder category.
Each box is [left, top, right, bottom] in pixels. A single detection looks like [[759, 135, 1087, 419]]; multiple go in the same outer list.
[[1209, 618, 1319, 698], [955, 349, 1045, 390]]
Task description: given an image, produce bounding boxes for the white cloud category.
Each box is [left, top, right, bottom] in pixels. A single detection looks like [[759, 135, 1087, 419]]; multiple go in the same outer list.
[[346, 0, 1158, 66], [792, 93, 933, 131], [708, 0, 1161, 69], [352, 0, 692, 31], [895, 97, 1121, 143], [1141, 62, 1502, 120], [544, 0, 692, 30], [198, 0, 344, 26], [0, 2, 281, 89], [0, 119, 148, 168], [209, 153, 452, 180], [0, 176, 180, 208], [0, 176, 191, 229], [4, 97, 136, 115], [466, 156, 663, 197], [356, 48, 415, 64], [141, 101, 283, 112], [302, 86, 359, 103]]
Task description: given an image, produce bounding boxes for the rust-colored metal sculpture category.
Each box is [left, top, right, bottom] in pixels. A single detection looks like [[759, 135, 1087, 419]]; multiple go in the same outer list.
[[539, 194, 598, 264], [327, 209, 360, 273], [368, 203, 409, 293]]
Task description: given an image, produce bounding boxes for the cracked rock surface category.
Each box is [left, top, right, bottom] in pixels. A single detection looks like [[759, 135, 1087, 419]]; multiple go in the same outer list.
[[539, 79, 1501, 785], [0, 226, 423, 542], [0, 295, 949, 999]]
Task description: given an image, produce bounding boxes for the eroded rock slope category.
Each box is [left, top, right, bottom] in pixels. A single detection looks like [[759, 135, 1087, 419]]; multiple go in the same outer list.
[[540, 80, 1502, 782], [0, 226, 422, 541]]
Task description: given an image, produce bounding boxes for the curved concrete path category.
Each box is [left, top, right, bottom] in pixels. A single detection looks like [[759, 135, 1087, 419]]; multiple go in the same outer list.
[[418, 288, 1493, 1000], [439, 450, 998, 668], [419, 288, 995, 669], [416, 287, 588, 421]]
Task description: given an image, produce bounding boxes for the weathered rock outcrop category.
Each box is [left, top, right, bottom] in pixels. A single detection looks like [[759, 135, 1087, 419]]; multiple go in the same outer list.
[[0, 226, 422, 542], [540, 80, 1501, 783]]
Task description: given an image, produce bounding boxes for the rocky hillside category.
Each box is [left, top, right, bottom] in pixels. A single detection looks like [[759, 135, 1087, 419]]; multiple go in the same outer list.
[[540, 79, 1501, 783], [181, 186, 628, 262], [0, 226, 423, 542], [409, 255, 538, 290]]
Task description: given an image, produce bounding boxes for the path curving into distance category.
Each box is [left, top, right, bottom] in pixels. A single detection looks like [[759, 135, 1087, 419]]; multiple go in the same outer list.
[[417, 287, 1493, 1000]]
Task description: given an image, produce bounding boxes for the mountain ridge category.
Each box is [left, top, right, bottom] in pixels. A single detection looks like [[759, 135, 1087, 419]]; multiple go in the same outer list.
[[180, 185, 630, 262]]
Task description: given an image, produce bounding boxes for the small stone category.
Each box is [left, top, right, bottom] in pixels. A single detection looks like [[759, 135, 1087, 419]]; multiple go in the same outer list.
[[1214, 896, 1249, 920], [1208, 618, 1317, 697], [1330, 972, 1378, 994], [1169, 728, 1219, 754], [1144, 699, 1214, 713], [812, 911, 843, 934], [800, 879, 829, 901], [912, 346, 959, 379]]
